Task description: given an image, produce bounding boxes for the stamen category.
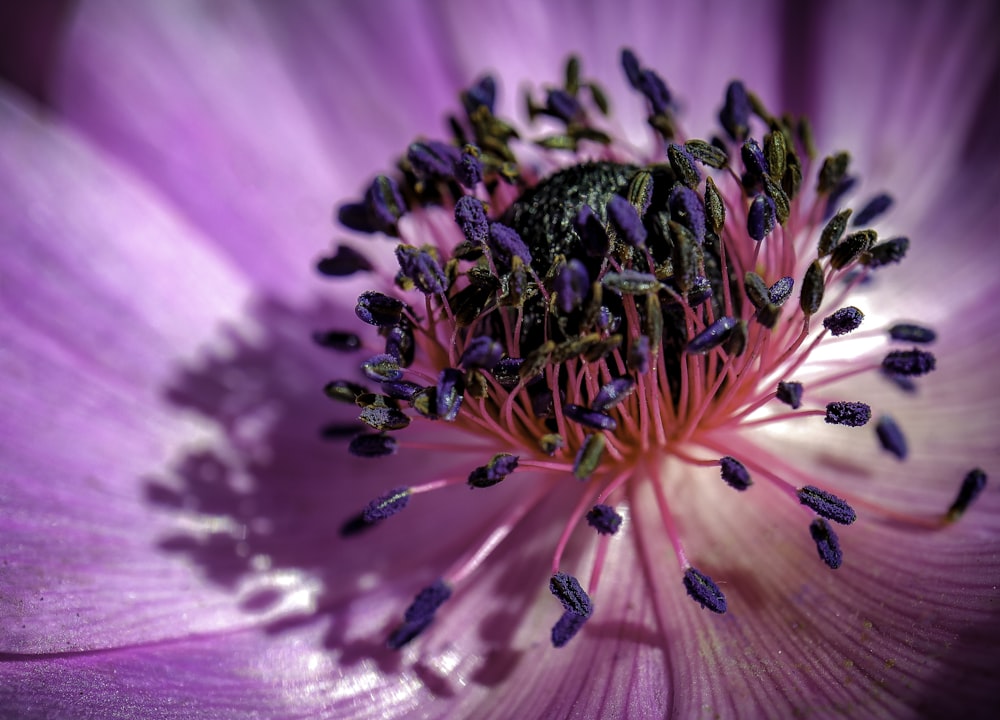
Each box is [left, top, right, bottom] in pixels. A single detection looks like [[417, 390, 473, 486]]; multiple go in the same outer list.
[[554, 259, 590, 313], [454, 196, 489, 245], [682, 567, 727, 614], [830, 230, 876, 270], [355, 291, 405, 327], [799, 260, 825, 316], [852, 193, 893, 226], [747, 194, 777, 241], [361, 353, 403, 382], [551, 610, 589, 648], [549, 572, 593, 617], [719, 80, 751, 142], [573, 434, 606, 480], [667, 143, 701, 189], [875, 415, 908, 460], [592, 378, 636, 412], [797, 486, 857, 525], [489, 222, 533, 266], [825, 401, 872, 427], [348, 433, 398, 458], [822, 306, 864, 336], [435, 368, 465, 421], [468, 453, 520, 488], [776, 380, 803, 409], [312, 330, 362, 352], [888, 323, 937, 344], [809, 518, 843, 569], [574, 205, 610, 257], [686, 316, 737, 354], [564, 404, 618, 432], [387, 580, 452, 649], [719, 456, 752, 491], [881, 349, 936, 377], [316, 245, 373, 277], [395, 245, 448, 295], [668, 186, 706, 244], [363, 487, 412, 522], [586, 504, 623, 535], [768, 276, 794, 306], [818, 209, 852, 257], [946, 468, 988, 522], [866, 237, 910, 268]]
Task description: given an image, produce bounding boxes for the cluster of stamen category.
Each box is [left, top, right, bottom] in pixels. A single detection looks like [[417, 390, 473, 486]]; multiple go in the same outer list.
[[317, 50, 987, 649]]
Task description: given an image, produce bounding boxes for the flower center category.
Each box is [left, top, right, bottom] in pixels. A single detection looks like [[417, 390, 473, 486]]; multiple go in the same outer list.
[[318, 50, 987, 650]]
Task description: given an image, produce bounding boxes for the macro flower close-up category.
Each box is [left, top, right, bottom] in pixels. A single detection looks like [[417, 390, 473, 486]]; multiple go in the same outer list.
[[2, 1, 999, 718]]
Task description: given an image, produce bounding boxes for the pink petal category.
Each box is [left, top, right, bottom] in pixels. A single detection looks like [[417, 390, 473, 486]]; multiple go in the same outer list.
[[50, 1, 459, 300]]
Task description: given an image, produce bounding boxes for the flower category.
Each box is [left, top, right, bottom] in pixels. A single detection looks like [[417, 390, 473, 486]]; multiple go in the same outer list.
[[1, 1, 999, 718]]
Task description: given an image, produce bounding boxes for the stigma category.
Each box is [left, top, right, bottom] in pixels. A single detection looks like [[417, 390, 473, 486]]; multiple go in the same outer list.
[[319, 51, 986, 650]]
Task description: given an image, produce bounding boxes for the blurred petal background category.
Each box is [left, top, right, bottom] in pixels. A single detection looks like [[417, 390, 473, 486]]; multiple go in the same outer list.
[[1, 1, 998, 718]]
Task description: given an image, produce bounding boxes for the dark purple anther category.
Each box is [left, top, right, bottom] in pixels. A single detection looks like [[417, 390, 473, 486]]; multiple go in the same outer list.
[[460, 336, 504, 370], [686, 316, 737, 354], [362, 354, 403, 382], [355, 291, 405, 327], [875, 415, 908, 460], [882, 349, 936, 377], [359, 404, 410, 432], [621, 48, 642, 87], [563, 404, 618, 432], [550, 572, 593, 617], [546, 88, 582, 122], [455, 196, 489, 245], [719, 456, 752, 491], [638, 68, 671, 114], [823, 175, 856, 220], [888, 323, 936, 344], [768, 276, 794, 306], [667, 143, 701, 189], [468, 453, 520, 488], [586, 504, 623, 535], [741, 138, 769, 183], [825, 401, 872, 427], [947, 468, 988, 521], [463, 75, 496, 114], [688, 275, 714, 307], [551, 610, 589, 648], [776, 381, 803, 409], [316, 245, 374, 277], [574, 204, 610, 257], [364, 175, 406, 233], [312, 331, 362, 352], [629, 334, 651, 374], [866, 237, 910, 268], [384, 322, 415, 366], [381, 380, 423, 401], [683, 567, 727, 613], [493, 357, 524, 389], [435, 368, 465, 421], [407, 140, 461, 180], [362, 487, 411, 523], [669, 185, 706, 244], [555, 259, 590, 313], [607, 195, 647, 247], [809, 518, 843, 569], [852, 193, 894, 226], [489, 222, 533, 265], [823, 306, 864, 336], [456, 148, 483, 188], [593, 378, 636, 412], [798, 485, 857, 525], [719, 80, 751, 142], [387, 580, 452, 650], [395, 245, 448, 295], [748, 194, 777, 241], [348, 433, 398, 458]]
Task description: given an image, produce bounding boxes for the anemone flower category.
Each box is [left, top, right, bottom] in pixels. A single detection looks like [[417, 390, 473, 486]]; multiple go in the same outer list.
[[2, 1, 999, 718]]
